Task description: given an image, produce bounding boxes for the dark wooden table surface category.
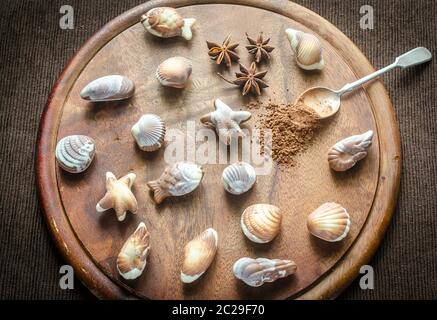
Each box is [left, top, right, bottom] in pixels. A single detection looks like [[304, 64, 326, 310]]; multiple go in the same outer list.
[[0, 0, 435, 299]]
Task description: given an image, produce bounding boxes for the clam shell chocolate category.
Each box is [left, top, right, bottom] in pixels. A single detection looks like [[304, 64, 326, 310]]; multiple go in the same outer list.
[[80, 75, 135, 102], [233, 257, 297, 287], [181, 228, 218, 283], [141, 7, 196, 40], [241, 204, 281, 243], [328, 130, 374, 171], [117, 222, 150, 280], [147, 161, 204, 204], [156, 56, 192, 88], [131, 114, 166, 152], [222, 162, 256, 195], [55, 135, 95, 173], [285, 28, 325, 70], [307, 202, 351, 242]]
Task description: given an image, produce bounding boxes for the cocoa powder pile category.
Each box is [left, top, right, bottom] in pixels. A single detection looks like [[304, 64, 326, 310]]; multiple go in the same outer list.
[[252, 99, 320, 166]]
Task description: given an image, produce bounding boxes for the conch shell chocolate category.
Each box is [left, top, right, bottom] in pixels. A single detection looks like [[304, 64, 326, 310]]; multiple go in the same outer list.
[[117, 222, 150, 280], [141, 7, 196, 40], [233, 257, 297, 287], [285, 28, 325, 70], [328, 130, 374, 171]]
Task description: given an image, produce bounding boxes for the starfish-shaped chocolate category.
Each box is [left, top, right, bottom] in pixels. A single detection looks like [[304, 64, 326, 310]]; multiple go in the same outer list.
[[218, 62, 268, 96], [96, 172, 138, 222], [245, 32, 275, 63], [206, 34, 240, 67], [200, 99, 251, 145]]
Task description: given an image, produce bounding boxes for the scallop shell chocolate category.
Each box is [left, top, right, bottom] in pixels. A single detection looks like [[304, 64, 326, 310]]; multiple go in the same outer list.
[[117, 222, 150, 280], [141, 7, 196, 40], [131, 114, 166, 152], [233, 257, 297, 287], [241, 204, 281, 243], [147, 161, 204, 204], [80, 75, 135, 102], [222, 162, 256, 195], [156, 56, 192, 88], [55, 135, 95, 173], [285, 28, 325, 70], [307, 202, 351, 242], [181, 228, 218, 283], [328, 130, 374, 171]]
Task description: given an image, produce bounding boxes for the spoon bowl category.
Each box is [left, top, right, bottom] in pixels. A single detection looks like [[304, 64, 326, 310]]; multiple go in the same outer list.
[[297, 87, 340, 119]]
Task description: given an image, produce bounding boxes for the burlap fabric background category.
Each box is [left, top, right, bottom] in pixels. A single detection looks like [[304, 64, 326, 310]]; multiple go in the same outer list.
[[0, 0, 435, 299]]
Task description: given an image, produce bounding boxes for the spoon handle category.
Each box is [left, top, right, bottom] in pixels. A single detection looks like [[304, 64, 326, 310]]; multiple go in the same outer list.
[[337, 47, 432, 95]]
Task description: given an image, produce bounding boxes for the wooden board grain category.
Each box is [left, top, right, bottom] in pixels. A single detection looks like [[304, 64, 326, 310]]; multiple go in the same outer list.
[[36, 0, 401, 300]]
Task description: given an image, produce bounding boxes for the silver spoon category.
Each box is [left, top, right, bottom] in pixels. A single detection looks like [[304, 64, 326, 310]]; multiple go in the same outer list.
[[296, 47, 432, 119]]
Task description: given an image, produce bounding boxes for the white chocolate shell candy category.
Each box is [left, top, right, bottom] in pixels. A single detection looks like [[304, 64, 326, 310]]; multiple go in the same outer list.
[[222, 162, 256, 195], [147, 161, 204, 204], [307, 202, 351, 242], [328, 130, 374, 172], [181, 228, 218, 283], [241, 204, 281, 243], [80, 75, 135, 102], [156, 56, 192, 88], [285, 28, 325, 70], [131, 114, 166, 152], [141, 7, 196, 40], [96, 172, 138, 222], [117, 222, 150, 280], [55, 135, 95, 173], [200, 99, 251, 145], [233, 257, 297, 287]]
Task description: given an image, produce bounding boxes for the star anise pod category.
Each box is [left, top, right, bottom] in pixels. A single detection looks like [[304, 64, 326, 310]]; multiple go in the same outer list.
[[218, 62, 268, 96], [207, 34, 240, 67], [245, 32, 275, 63]]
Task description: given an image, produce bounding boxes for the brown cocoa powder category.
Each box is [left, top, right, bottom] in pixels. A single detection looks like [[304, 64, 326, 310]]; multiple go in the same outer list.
[[252, 99, 320, 166]]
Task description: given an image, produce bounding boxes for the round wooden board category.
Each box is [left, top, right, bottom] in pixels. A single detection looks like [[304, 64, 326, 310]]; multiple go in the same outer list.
[[36, 0, 401, 300]]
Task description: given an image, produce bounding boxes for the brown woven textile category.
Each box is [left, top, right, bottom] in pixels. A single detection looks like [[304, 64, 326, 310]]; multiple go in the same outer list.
[[0, 0, 435, 299]]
